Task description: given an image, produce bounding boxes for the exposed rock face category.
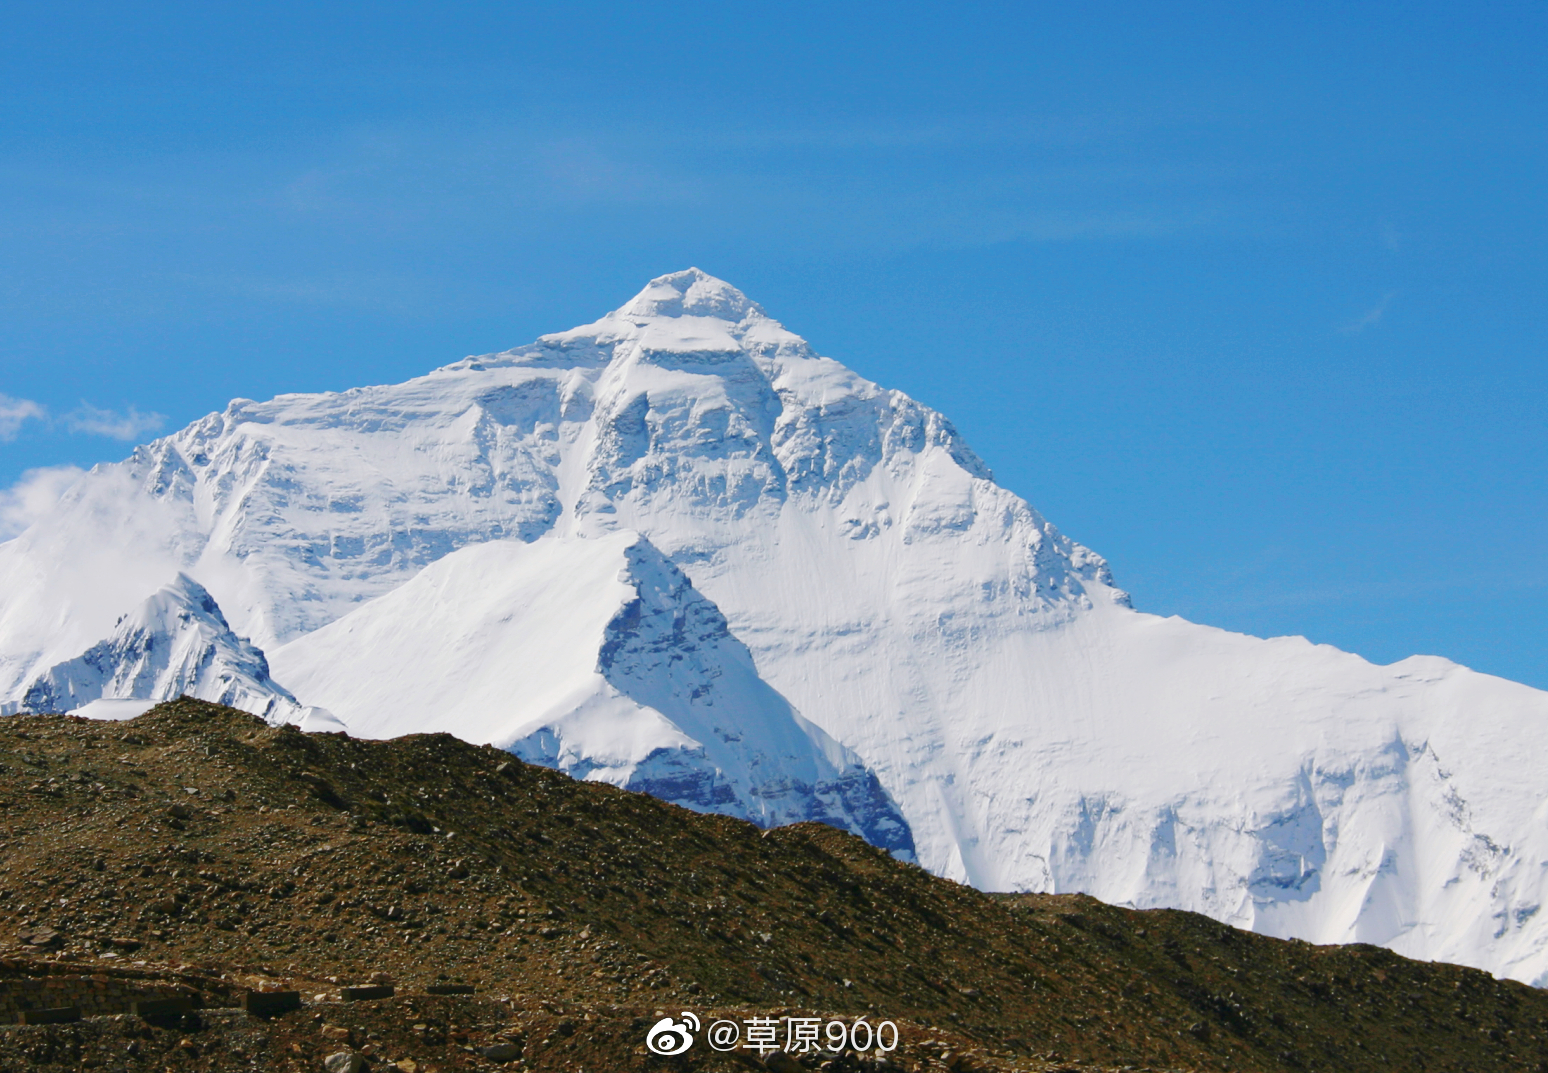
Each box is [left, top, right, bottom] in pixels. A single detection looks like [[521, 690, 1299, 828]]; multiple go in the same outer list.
[[551, 536, 912, 854]]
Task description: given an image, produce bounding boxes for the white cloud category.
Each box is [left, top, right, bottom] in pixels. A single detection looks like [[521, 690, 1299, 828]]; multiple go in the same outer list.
[[1340, 291, 1397, 334], [0, 465, 85, 540], [64, 403, 165, 441], [0, 394, 46, 440]]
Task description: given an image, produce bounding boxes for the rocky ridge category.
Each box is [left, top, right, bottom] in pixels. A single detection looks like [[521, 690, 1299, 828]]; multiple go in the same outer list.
[[0, 700, 1545, 1072]]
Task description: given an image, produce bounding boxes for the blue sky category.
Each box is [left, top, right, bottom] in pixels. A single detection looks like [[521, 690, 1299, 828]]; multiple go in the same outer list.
[[2, 2, 1545, 686]]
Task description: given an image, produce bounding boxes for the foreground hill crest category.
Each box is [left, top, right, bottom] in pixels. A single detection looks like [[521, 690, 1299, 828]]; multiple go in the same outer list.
[[1, 700, 1545, 1073]]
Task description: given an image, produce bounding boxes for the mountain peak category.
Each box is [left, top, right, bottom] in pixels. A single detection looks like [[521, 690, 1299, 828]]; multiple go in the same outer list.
[[2, 571, 319, 726], [8, 271, 1548, 987], [613, 267, 763, 322]]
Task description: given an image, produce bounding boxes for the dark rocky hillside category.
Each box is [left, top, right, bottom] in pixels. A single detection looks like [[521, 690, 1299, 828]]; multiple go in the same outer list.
[[1, 699, 1545, 1072]]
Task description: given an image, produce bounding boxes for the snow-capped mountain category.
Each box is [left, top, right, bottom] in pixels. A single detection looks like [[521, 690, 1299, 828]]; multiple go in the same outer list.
[[268, 530, 914, 853], [2, 268, 1547, 985], [0, 573, 331, 728]]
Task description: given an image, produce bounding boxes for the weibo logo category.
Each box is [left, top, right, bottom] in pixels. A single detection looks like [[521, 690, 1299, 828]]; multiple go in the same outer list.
[[645, 1012, 700, 1056]]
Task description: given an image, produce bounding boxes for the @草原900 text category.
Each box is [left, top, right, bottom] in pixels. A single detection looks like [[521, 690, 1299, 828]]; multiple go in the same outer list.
[[645, 1012, 901, 1057]]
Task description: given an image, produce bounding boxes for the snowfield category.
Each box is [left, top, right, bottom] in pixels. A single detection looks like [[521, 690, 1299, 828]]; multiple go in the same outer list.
[[2, 268, 1546, 984]]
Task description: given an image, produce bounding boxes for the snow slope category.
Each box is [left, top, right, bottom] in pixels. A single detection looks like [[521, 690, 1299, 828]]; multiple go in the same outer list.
[[268, 530, 913, 853], [2, 268, 1546, 983]]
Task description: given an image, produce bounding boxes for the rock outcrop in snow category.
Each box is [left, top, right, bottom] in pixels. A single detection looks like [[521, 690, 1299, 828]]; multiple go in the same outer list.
[[269, 531, 914, 852], [2, 268, 1547, 984]]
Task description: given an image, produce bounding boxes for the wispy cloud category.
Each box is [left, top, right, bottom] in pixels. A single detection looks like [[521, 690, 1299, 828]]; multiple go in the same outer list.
[[0, 393, 46, 440], [0, 465, 85, 540], [63, 403, 165, 441], [1340, 291, 1397, 334], [0, 396, 164, 442]]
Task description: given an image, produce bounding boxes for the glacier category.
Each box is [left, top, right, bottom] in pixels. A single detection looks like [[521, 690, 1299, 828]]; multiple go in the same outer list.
[[1, 267, 1546, 984]]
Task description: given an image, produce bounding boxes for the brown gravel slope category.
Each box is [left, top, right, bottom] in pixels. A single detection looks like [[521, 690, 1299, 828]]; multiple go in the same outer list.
[[0, 698, 1545, 1073]]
